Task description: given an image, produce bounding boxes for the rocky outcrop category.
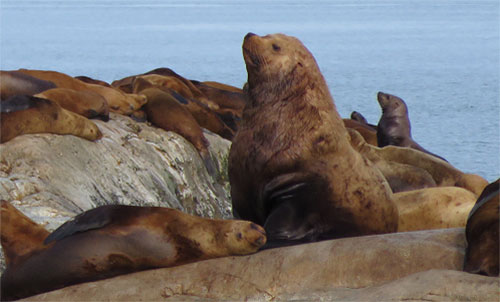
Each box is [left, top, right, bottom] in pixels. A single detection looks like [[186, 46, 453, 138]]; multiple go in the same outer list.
[[1, 112, 498, 301], [0, 113, 232, 272], [24, 228, 499, 301]]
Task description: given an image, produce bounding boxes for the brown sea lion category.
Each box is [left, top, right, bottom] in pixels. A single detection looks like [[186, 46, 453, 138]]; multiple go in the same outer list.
[[74, 75, 112, 87], [393, 186, 477, 232], [35, 88, 109, 121], [112, 68, 207, 103], [133, 80, 217, 176], [16, 69, 146, 115], [0, 201, 50, 266], [464, 179, 499, 276], [377, 145, 488, 196], [1, 95, 102, 143], [347, 129, 437, 193], [347, 128, 487, 196], [0, 70, 56, 100], [132, 81, 234, 140], [343, 118, 378, 146], [0, 204, 266, 300], [190, 80, 246, 131], [229, 33, 397, 247], [376, 91, 447, 161]]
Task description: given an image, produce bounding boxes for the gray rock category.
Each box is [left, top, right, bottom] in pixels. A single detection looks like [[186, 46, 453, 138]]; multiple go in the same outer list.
[[24, 228, 498, 301], [0, 113, 233, 272]]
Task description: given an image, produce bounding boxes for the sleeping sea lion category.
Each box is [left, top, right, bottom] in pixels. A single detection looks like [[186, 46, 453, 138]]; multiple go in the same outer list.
[[0, 204, 266, 300]]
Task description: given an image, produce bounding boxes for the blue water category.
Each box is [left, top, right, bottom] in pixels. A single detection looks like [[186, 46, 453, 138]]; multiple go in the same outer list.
[[1, 0, 499, 181]]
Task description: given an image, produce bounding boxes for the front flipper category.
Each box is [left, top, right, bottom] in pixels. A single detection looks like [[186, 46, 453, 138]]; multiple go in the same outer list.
[[43, 205, 124, 245], [261, 173, 324, 248]]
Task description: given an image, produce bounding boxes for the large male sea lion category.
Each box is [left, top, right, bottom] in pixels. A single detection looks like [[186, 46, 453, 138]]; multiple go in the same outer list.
[[0, 204, 266, 300], [1, 95, 102, 143], [35, 88, 109, 121], [464, 179, 499, 276], [0, 70, 56, 100], [376, 91, 447, 161], [229, 33, 398, 247]]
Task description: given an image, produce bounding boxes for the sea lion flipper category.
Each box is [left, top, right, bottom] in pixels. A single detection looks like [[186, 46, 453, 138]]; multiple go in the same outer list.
[[43, 206, 115, 244]]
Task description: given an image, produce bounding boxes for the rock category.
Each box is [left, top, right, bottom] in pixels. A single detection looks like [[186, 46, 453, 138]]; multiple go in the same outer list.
[[281, 269, 499, 301], [24, 228, 498, 301], [0, 113, 233, 273]]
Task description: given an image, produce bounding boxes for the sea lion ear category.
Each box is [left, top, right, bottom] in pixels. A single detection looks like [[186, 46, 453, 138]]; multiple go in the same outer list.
[[272, 43, 281, 51], [297, 62, 303, 67]]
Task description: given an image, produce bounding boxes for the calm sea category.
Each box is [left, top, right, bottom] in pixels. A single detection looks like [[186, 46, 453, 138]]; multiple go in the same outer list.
[[1, 0, 499, 181]]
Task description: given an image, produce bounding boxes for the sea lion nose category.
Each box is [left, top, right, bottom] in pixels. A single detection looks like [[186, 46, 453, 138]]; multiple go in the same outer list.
[[245, 32, 257, 40]]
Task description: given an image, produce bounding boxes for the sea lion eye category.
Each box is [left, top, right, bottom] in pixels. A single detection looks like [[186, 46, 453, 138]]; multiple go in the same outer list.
[[272, 44, 281, 51]]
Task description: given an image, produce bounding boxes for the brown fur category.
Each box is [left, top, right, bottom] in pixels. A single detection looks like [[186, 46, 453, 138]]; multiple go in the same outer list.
[[377, 146, 488, 196], [348, 129, 437, 193], [132, 81, 234, 140], [191, 80, 247, 131], [1, 95, 102, 143], [0, 201, 50, 266], [16, 69, 146, 115], [0, 70, 56, 100], [229, 33, 397, 247], [343, 119, 378, 146], [393, 186, 477, 232], [347, 128, 487, 196], [134, 81, 217, 175], [0, 205, 266, 300], [35, 88, 109, 121], [464, 179, 499, 276]]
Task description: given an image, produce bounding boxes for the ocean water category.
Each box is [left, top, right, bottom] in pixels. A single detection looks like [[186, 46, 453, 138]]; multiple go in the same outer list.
[[1, 0, 498, 181]]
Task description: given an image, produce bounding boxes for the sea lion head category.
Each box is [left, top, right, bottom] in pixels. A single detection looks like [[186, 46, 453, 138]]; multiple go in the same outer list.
[[242, 33, 323, 95], [377, 92, 408, 117], [220, 220, 267, 255]]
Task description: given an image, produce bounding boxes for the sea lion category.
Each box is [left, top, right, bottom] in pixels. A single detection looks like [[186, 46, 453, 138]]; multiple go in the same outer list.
[[376, 91, 447, 161], [190, 80, 246, 131], [132, 80, 234, 140], [133, 80, 217, 176], [35, 88, 110, 121], [0, 201, 50, 266], [464, 179, 499, 276], [229, 33, 397, 247], [347, 128, 437, 193], [350, 111, 377, 130], [1, 95, 102, 143], [343, 118, 378, 146], [0, 204, 266, 300], [392, 186, 477, 232], [16, 69, 146, 115], [347, 128, 487, 196], [0, 70, 56, 100]]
